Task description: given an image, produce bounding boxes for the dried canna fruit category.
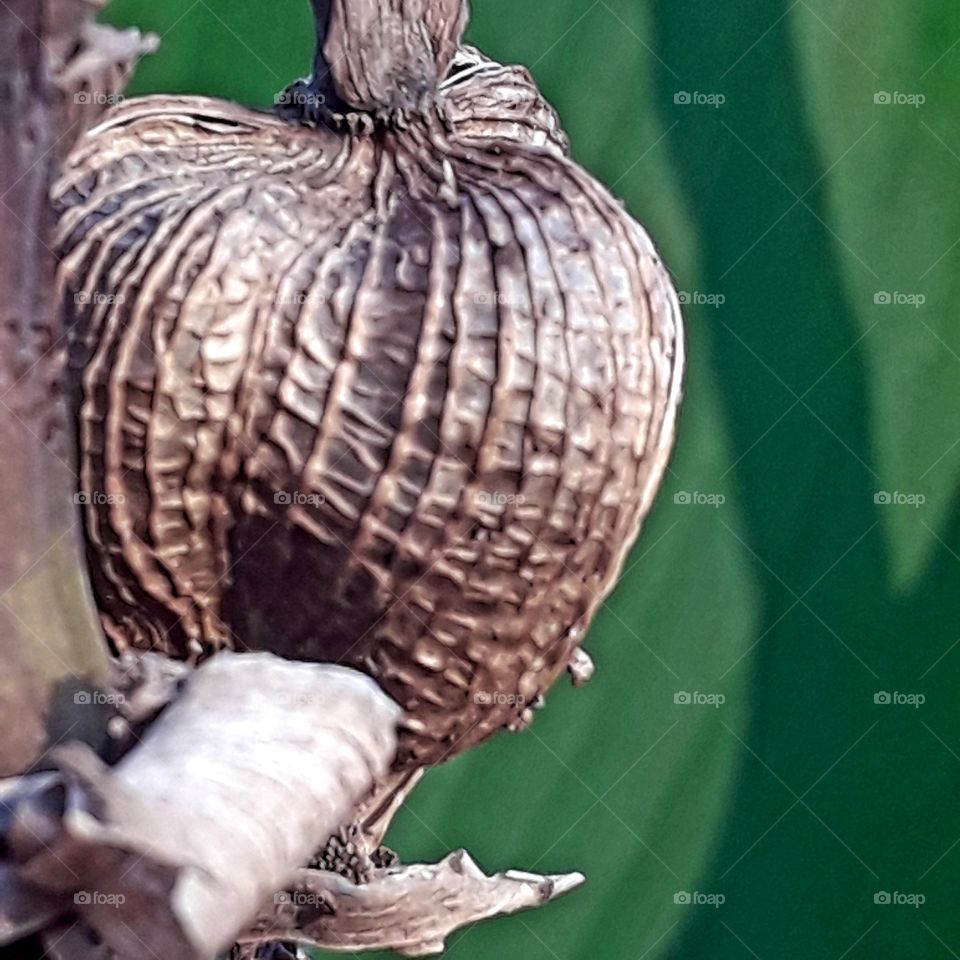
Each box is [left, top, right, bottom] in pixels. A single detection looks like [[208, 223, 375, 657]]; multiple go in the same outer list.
[[54, 0, 685, 766]]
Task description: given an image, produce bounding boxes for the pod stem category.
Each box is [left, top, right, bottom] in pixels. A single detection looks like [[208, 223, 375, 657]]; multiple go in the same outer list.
[[308, 0, 468, 116]]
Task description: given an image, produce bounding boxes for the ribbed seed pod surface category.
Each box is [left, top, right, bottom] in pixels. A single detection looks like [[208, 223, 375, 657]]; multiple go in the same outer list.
[[54, 2, 684, 767]]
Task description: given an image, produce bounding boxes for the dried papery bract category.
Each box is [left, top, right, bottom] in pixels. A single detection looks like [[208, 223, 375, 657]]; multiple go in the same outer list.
[[0, 654, 401, 960], [54, 0, 685, 769]]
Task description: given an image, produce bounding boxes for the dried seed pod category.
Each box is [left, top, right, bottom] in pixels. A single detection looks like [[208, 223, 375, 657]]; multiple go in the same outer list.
[[54, 0, 684, 766]]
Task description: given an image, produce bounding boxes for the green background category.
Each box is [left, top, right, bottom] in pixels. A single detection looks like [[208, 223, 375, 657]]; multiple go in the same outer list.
[[100, 1, 960, 957]]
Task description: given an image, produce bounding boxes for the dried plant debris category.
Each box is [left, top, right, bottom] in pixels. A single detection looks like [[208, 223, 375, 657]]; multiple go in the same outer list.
[[0, 655, 400, 960]]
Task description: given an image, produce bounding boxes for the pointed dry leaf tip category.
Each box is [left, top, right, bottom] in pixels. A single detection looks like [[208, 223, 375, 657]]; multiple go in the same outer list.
[[237, 853, 586, 956], [310, 0, 468, 114]]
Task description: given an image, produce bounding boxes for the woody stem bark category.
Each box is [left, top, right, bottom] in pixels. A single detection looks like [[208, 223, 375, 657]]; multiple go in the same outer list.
[[0, 0, 111, 778]]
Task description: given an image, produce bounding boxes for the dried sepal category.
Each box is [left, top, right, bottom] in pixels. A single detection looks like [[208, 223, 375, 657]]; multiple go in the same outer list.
[[239, 852, 585, 957]]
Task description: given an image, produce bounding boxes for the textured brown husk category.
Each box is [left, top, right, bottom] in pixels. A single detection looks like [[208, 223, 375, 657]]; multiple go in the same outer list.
[[53, 0, 685, 767]]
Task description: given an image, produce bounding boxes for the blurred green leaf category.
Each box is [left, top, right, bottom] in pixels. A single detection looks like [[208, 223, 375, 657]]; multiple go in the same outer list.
[[793, 0, 960, 588]]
